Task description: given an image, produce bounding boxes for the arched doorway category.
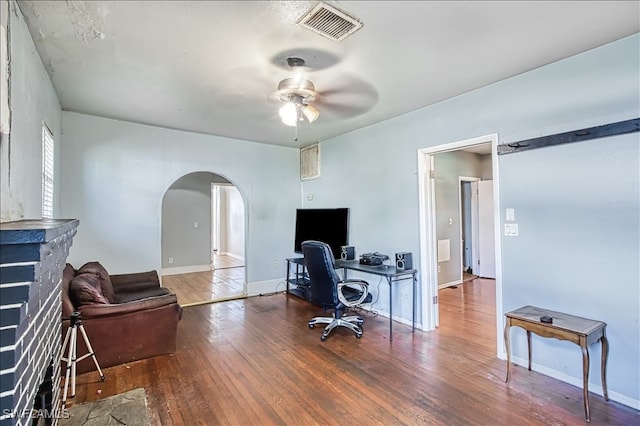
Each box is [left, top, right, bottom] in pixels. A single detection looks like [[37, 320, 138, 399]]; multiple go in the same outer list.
[[160, 172, 247, 306]]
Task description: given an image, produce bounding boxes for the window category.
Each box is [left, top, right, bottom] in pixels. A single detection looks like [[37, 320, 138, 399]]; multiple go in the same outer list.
[[41, 124, 54, 218]]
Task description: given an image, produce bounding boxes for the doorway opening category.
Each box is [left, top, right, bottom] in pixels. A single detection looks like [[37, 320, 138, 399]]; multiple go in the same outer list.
[[161, 172, 247, 306], [460, 177, 479, 282], [417, 133, 504, 355], [211, 182, 245, 271]]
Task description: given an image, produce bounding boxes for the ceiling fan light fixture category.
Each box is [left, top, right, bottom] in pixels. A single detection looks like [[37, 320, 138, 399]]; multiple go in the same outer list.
[[276, 79, 320, 127], [279, 102, 298, 127], [302, 104, 319, 123], [277, 78, 316, 100]]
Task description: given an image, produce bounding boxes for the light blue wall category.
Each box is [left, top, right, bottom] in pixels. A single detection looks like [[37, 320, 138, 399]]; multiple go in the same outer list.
[[162, 172, 214, 269], [500, 133, 639, 403], [60, 112, 300, 286], [0, 0, 61, 221], [303, 34, 639, 406]]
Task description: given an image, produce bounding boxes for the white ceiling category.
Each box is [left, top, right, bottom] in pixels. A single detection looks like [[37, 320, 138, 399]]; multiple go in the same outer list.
[[17, 1, 640, 147]]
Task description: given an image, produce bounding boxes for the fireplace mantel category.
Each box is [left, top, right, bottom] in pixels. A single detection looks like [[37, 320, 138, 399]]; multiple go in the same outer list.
[[0, 219, 80, 244]]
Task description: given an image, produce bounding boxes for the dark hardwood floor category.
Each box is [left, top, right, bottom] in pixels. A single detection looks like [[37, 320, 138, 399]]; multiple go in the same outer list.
[[66, 278, 638, 425]]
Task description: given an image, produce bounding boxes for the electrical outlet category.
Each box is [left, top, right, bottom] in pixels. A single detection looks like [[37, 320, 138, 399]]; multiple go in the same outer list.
[[437, 265, 441, 273], [273, 260, 278, 269], [193, 221, 199, 228], [504, 223, 519, 236], [168, 257, 173, 264]]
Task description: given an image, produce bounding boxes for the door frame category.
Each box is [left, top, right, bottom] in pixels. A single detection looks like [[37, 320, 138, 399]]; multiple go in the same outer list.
[[476, 180, 497, 279], [417, 133, 505, 355]]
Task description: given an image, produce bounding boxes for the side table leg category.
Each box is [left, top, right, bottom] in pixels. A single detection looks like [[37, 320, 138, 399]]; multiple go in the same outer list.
[[582, 345, 591, 422], [601, 335, 609, 401], [388, 277, 393, 341], [412, 273, 416, 333], [526, 330, 532, 371], [504, 321, 512, 383], [286, 261, 291, 293]]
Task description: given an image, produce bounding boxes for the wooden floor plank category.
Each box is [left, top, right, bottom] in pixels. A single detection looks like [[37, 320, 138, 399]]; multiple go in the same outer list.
[[162, 265, 246, 306], [64, 278, 639, 425]]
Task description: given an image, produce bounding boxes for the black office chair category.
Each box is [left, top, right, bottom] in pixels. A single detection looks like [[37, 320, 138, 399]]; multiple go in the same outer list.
[[301, 240, 371, 341]]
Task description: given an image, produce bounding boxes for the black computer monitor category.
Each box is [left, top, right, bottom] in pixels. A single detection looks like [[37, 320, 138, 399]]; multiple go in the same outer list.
[[294, 208, 349, 259]]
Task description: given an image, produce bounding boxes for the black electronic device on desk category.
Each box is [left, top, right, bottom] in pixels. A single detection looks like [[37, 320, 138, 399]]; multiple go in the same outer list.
[[359, 252, 389, 266]]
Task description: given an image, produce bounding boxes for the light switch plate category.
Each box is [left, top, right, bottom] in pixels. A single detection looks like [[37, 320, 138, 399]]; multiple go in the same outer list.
[[506, 208, 515, 221]]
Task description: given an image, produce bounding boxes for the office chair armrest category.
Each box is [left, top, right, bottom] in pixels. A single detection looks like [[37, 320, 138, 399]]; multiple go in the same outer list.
[[337, 279, 369, 306]]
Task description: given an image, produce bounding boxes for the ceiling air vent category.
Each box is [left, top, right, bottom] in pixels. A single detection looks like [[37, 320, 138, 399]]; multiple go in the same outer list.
[[297, 2, 363, 42]]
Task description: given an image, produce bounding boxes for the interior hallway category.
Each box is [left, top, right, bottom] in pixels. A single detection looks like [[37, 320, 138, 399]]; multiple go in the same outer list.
[[162, 254, 245, 306]]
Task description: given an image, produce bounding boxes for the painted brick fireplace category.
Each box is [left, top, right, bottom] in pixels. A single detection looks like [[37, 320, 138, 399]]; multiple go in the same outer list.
[[0, 219, 79, 426]]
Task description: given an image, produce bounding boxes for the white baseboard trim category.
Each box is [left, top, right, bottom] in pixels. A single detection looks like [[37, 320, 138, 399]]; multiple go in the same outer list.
[[438, 279, 461, 289], [246, 279, 287, 297], [503, 354, 640, 410], [162, 264, 210, 276], [219, 252, 245, 262], [354, 304, 423, 330]]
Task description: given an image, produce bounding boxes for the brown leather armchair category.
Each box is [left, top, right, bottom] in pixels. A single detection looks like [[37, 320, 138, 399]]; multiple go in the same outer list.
[[62, 262, 183, 374]]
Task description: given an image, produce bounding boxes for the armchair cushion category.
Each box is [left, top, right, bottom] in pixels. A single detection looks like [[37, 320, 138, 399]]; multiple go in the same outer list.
[[77, 261, 117, 303], [110, 270, 162, 297], [69, 272, 109, 307], [116, 287, 172, 303]]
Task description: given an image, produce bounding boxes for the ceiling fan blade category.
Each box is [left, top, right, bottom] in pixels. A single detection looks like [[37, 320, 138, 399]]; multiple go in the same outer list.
[[267, 90, 283, 104], [312, 73, 379, 119], [316, 73, 378, 98], [314, 101, 374, 120], [210, 65, 286, 109], [313, 74, 379, 118]]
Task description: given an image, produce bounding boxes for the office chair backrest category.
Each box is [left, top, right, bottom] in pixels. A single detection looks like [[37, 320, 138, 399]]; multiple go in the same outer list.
[[301, 240, 340, 308]]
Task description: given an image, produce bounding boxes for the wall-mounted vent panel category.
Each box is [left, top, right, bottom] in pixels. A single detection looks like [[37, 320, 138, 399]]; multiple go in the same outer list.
[[297, 2, 363, 42], [300, 143, 320, 180]]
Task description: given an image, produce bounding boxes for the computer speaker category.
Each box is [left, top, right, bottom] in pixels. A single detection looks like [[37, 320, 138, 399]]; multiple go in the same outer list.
[[395, 252, 413, 270], [341, 246, 355, 260]]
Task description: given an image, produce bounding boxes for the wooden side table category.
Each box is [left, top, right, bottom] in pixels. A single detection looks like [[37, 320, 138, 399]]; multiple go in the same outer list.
[[504, 305, 609, 422]]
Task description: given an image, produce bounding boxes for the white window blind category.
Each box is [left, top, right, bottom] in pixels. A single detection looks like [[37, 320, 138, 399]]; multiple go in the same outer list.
[[42, 124, 54, 218]]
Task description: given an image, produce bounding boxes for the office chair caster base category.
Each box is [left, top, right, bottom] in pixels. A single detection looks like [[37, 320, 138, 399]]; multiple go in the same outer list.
[[309, 314, 365, 340]]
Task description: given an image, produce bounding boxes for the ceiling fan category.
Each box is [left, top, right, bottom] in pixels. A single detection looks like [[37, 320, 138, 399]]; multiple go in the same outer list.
[[274, 57, 321, 127]]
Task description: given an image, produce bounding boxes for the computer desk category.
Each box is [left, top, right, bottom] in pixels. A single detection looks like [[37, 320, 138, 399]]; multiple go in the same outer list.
[[335, 259, 417, 341]]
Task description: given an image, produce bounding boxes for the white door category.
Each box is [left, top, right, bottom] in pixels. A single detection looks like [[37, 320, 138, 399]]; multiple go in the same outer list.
[[211, 184, 221, 270], [477, 180, 496, 278]]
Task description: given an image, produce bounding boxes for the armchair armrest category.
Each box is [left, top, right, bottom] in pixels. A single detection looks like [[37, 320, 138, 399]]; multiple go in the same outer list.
[[110, 271, 160, 293], [75, 293, 179, 319], [338, 279, 369, 306]]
